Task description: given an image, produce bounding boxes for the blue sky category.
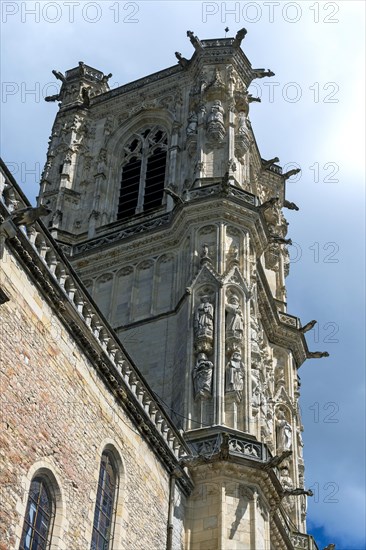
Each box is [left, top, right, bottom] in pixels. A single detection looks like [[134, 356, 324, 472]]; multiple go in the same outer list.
[[1, 1, 365, 548]]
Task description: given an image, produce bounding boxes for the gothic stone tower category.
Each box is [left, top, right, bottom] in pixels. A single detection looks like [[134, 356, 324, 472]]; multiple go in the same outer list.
[[38, 30, 321, 550]]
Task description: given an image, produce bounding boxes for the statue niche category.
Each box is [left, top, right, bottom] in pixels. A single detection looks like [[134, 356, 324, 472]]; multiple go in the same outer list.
[[225, 351, 245, 401], [192, 352, 213, 400], [225, 291, 244, 352], [207, 100, 226, 143], [235, 111, 252, 161], [276, 408, 293, 452], [194, 294, 214, 353]]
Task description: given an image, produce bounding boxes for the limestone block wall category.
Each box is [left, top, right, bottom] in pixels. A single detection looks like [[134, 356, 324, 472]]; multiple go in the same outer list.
[[0, 248, 186, 550], [186, 464, 271, 550]]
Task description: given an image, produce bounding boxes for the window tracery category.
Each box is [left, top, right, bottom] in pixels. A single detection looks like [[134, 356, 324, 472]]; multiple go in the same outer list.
[[117, 127, 168, 220]]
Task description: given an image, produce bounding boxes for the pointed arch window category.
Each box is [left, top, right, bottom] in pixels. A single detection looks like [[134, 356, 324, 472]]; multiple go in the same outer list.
[[91, 451, 119, 550], [117, 127, 168, 220], [19, 477, 56, 550]]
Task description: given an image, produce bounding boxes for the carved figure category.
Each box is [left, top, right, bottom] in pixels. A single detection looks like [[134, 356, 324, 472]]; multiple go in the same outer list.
[[276, 410, 293, 451], [233, 27, 247, 47], [247, 94, 261, 103], [237, 111, 248, 135], [192, 352, 213, 399], [175, 52, 189, 68], [225, 294, 244, 340], [264, 450, 292, 471], [52, 69, 66, 83], [269, 235, 292, 246], [283, 488, 313, 497], [252, 68, 275, 79], [297, 427, 304, 459], [7, 205, 51, 227], [250, 314, 262, 355], [186, 30, 202, 50], [78, 61, 86, 76], [208, 100, 224, 125], [275, 365, 286, 389], [96, 149, 107, 174], [307, 351, 329, 358], [258, 197, 279, 212], [45, 93, 61, 103], [251, 366, 261, 409], [81, 87, 90, 107], [186, 111, 198, 135], [200, 243, 211, 262], [283, 168, 301, 180], [299, 320, 317, 333], [164, 187, 183, 205], [283, 199, 299, 211], [225, 351, 245, 396], [194, 296, 214, 337], [101, 73, 112, 84], [262, 157, 279, 169]]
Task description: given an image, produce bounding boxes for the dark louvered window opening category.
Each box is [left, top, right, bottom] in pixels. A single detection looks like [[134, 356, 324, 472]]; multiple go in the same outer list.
[[117, 128, 168, 220]]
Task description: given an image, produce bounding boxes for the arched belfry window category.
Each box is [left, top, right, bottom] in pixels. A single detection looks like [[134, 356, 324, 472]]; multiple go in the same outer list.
[[91, 450, 119, 550], [117, 127, 168, 219], [19, 476, 56, 550]]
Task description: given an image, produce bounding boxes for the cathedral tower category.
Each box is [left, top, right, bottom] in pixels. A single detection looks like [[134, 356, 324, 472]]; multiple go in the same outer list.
[[38, 30, 323, 549]]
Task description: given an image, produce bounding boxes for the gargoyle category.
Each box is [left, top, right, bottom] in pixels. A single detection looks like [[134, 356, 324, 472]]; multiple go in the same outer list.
[[283, 199, 299, 211], [283, 168, 301, 180], [299, 320, 317, 333], [175, 52, 189, 68], [307, 351, 329, 359], [262, 157, 280, 169], [258, 197, 279, 212]]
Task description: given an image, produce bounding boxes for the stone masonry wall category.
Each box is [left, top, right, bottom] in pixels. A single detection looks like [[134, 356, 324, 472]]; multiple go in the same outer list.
[[0, 245, 184, 550]]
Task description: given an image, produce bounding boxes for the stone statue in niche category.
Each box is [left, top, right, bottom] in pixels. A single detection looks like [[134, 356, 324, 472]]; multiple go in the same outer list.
[[194, 295, 214, 353], [276, 409, 293, 451], [275, 364, 286, 389], [207, 100, 226, 142], [200, 243, 212, 264], [250, 312, 262, 356], [186, 111, 198, 135], [225, 351, 245, 399], [251, 363, 261, 412], [225, 293, 244, 341], [260, 384, 274, 442], [194, 295, 214, 337], [280, 463, 296, 517], [208, 100, 224, 124], [235, 111, 252, 160], [96, 148, 107, 175], [297, 426, 304, 459], [228, 244, 239, 263], [192, 352, 213, 399]]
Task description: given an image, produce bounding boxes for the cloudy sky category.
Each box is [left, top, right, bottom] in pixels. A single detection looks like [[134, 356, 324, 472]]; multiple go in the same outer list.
[[1, 1, 365, 548]]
